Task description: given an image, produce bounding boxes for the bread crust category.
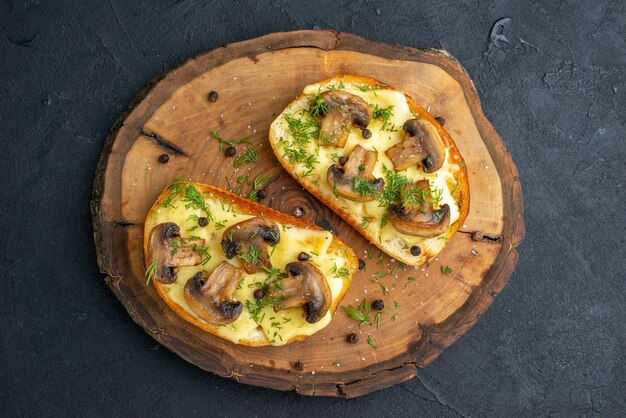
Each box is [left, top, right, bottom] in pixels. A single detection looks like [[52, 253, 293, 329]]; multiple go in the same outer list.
[[268, 75, 470, 266], [144, 182, 358, 347]]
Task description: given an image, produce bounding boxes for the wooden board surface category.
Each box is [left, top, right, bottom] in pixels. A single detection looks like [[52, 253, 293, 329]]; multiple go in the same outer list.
[[91, 30, 524, 398]]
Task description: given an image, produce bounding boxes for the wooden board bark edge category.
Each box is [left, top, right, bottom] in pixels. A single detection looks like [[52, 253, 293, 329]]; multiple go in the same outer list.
[[91, 30, 525, 398]]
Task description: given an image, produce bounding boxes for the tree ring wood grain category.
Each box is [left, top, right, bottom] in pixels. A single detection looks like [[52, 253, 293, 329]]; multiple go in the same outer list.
[[91, 30, 524, 398]]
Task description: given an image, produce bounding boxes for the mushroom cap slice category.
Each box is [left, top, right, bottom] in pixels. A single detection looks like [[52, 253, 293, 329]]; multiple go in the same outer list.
[[184, 261, 244, 326], [387, 180, 451, 237], [147, 222, 205, 284], [270, 261, 332, 324], [385, 118, 446, 173], [221, 217, 280, 274], [316, 90, 371, 148], [327, 145, 385, 202]]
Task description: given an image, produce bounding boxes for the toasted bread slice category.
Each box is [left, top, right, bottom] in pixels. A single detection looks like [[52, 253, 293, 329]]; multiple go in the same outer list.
[[268, 75, 469, 266], [144, 179, 358, 346]]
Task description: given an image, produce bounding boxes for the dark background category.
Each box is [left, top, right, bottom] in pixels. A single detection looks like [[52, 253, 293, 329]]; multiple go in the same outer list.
[[1, 0, 624, 416]]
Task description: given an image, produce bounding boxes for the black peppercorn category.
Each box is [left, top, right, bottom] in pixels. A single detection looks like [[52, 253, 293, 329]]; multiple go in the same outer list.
[[338, 156, 348, 166], [372, 299, 384, 311], [361, 128, 372, 139], [224, 146, 236, 157], [410, 245, 421, 256], [257, 189, 268, 199], [346, 333, 359, 344], [358, 259, 365, 270], [297, 252, 310, 261], [158, 153, 169, 164], [294, 361, 305, 371], [435, 116, 445, 126], [208, 90, 219, 102], [198, 217, 209, 227], [253, 289, 265, 300]]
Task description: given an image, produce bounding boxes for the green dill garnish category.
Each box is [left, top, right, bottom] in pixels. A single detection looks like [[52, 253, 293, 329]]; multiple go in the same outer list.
[[248, 169, 276, 202], [236, 174, 249, 184], [401, 183, 429, 209], [375, 312, 381, 329], [233, 148, 258, 167], [342, 299, 371, 327], [330, 264, 351, 280], [366, 249, 374, 260], [181, 181, 213, 221], [359, 216, 372, 229], [308, 89, 329, 117], [354, 82, 388, 96], [210, 131, 249, 150], [238, 244, 260, 265], [352, 177, 379, 198], [367, 334, 378, 348], [372, 278, 389, 295], [160, 177, 185, 209], [391, 313, 399, 321], [441, 265, 453, 275], [377, 165, 408, 207], [371, 104, 394, 121], [431, 184, 444, 207], [214, 220, 227, 230], [145, 259, 158, 285], [193, 244, 212, 266], [380, 212, 389, 229]]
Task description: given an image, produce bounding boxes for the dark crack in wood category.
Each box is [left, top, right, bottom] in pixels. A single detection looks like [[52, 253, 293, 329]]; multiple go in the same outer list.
[[141, 129, 187, 156]]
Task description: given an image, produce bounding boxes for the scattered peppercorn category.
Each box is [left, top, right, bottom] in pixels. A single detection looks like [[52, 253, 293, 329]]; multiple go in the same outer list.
[[346, 333, 359, 344], [208, 90, 219, 102], [410, 245, 421, 256], [358, 259, 366, 270], [253, 289, 265, 300], [294, 361, 305, 371], [361, 128, 372, 139], [435, 116, 445, 126], [224, 146, 236, 157], [198, 217, 209, 227], [297, 252, 310, 261], [256, 189, 268, 199], [158, 153, 169, 164], [372, 299, 385, 311], [338, 156, 348, 166]]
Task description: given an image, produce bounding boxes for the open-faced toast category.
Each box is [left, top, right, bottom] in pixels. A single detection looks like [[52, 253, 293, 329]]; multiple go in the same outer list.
[[144, 179, 358, 346], [268, 75, 469, 266]]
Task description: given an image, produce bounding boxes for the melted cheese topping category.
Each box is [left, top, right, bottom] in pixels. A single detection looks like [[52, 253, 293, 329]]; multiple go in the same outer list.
[[271, 80, 462, 262], [145, 191, 352, 346]]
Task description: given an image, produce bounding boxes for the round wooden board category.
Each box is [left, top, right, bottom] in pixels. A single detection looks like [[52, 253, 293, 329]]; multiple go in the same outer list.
[[91, 30, 524, 398]]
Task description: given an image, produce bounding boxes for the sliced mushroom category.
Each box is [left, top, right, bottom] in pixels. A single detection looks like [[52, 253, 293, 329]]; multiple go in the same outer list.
[[221, 217, 280, 273], [314, 90, 371, 147], [184, 261, 244, 326], [327, 145, 384, 201], [147, 222, 205, 284], [270, 262, 331, 324], [387, 180, 450, 237], [385, 118, 446, 173]]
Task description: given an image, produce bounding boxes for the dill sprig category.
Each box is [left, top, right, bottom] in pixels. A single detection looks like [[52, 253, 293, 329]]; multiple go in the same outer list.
[[210, 131, 250, 150], [145, 259, 158, 286], [182, 182, 213, 221], [233, 148, 258, 167], [371, 104, 394, 121], [342, 299, 371, 327], [248, 169, 276, 201], [352, 177, 379, 198]]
